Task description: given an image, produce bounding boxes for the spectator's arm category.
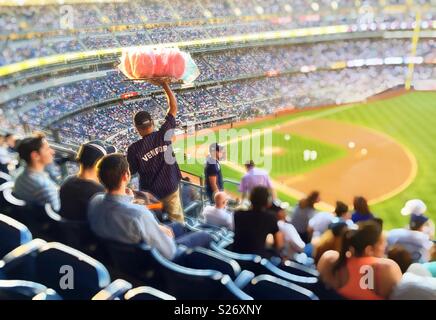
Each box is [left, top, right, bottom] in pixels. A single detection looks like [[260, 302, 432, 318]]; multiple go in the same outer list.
[[375, 259, 402, 299], [163, 82, 177, 117], [208, 175, 219, 193], [140, 212, 177, 260], [127, 146, 138, 176], [273, 231, 285, 251], [35, 185, 60, 212]]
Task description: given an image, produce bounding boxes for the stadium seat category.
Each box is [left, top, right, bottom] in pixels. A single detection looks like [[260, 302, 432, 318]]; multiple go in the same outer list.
[[124, 286, 176, 300], [242, 275, 319, 300], [183, 220, 225, 242], [97, 238, 161, 286], [150, 248, 253, 300], [92, 279, 133, 300], [34, 242, 111, 300], [209, 242, 325, 293], [0, 239, 47, 281], [1, 182, 26, 220], [175, 247, 242, 280], [0, 280, 61, 300], [44, 205, 106, 259], [0, 214, 32, 258], [183, 200, 203, 219], [0, 172, 11, 184]]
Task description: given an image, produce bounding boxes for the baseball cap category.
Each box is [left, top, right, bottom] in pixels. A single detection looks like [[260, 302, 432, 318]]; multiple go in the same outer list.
[[401, 199, 429, 230], [209, 143, 224, 153], [134, 111, 153, 128], [401, 199, 427, 216], [245, 160, 255, 167], [76, 140, 117, 166]]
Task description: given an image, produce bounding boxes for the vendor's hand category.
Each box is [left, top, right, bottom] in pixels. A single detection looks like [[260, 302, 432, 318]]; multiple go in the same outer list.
[[148, 78, 170, 87]]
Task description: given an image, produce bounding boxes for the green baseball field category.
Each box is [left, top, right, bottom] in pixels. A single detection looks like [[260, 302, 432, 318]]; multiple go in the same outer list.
[[176, 91, 436, 230]]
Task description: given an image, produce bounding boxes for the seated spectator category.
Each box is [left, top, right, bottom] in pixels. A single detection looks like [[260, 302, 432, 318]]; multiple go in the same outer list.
[[232, 186, 284, 257], [88, 154, 211, 260], [5, 133, 17, 154], [387, 244, 413, 274], [309, 201, 352, 240], [59, 140, 116, 221], [290, 191, 320, 243], [0, 135, 11, 173], [239, 160, 274, 200], [312, 221, 349, 265], [387, 199, 434, 263], [351, 196, 375, 223], [0, 134, 18, 174], [389, 263, 436, 300], [317, 220, 402, 300], [180, 176, 200, 207], [202, 191, 234, 230], [270, 201, 305, 259], [13, 133, 60, 211]]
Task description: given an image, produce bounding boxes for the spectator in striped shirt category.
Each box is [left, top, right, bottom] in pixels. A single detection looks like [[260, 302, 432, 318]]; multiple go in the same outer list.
[[13, 133, 60, 211], [127, 79, 183, 222]]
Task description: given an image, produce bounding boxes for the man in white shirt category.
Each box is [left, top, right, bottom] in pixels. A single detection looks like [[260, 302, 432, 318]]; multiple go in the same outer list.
[[271, 202, 305, 258], [387, 199, 434, 262], [309, 201, 353, 240], [202, 191, 234, 230]]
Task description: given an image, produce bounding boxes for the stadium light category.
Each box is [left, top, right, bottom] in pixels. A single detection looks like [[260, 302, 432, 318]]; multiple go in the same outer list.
[[255, 6, 264, 15], [384, 57, 403, 65], [311, 2, 320, 11]]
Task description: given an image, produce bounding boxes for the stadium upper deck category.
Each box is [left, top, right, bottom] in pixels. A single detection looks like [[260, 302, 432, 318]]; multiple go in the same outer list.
[[0, 0, 435, 67]]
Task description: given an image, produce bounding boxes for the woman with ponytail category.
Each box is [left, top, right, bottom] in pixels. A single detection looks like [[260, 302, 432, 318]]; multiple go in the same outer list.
[[317, 219, 402, 299]]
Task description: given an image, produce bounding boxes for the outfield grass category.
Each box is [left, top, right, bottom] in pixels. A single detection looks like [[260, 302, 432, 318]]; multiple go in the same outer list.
[[177, 91, 436, 229]]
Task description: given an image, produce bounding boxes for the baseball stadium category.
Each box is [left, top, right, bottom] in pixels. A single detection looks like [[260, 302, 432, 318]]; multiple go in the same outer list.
[[0, 0, 435, 303]]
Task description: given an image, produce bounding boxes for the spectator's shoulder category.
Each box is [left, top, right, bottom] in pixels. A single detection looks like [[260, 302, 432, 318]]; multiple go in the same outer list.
[[89, 192, 105, 204]]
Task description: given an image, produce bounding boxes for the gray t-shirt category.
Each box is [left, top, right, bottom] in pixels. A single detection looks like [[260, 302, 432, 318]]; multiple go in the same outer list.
[[290, 205, 316, 234]]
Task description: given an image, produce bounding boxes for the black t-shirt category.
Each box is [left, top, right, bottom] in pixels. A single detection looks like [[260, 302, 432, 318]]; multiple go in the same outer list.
[[204, 157, 223, 194], [127, 114, 182, 199], [59, 176, 105, 221], [232, 209, 279, 257]]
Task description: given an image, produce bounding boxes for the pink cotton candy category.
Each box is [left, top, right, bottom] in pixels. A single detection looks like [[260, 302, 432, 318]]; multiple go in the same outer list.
[[166, 50, 186, 79], [131, 48, 155, 79], [117, 47, 198, 82]]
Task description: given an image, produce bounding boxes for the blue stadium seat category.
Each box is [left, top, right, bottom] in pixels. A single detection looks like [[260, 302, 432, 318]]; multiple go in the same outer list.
[[0, 239, 47, 281], [44, 205, 107, 260], [0, 280, 61, 300], [150, 248, 253, 300], [34, 242, 111, 300], [0, 172, 12, 185], [97, 238, 160, 286], [0, 214, 32, 258], [211, 242, 343, 299], [1, 183, 26, 221], [242, 275, 319, 300], [183, 200, 203, 219], [124, 286, 176, 300], [92, 279, 133, 300], [176, 247, 242, 280]]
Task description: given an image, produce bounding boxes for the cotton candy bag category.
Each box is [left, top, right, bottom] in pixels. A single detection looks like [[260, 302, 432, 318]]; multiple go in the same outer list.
[[118, 47, 199, 83]]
